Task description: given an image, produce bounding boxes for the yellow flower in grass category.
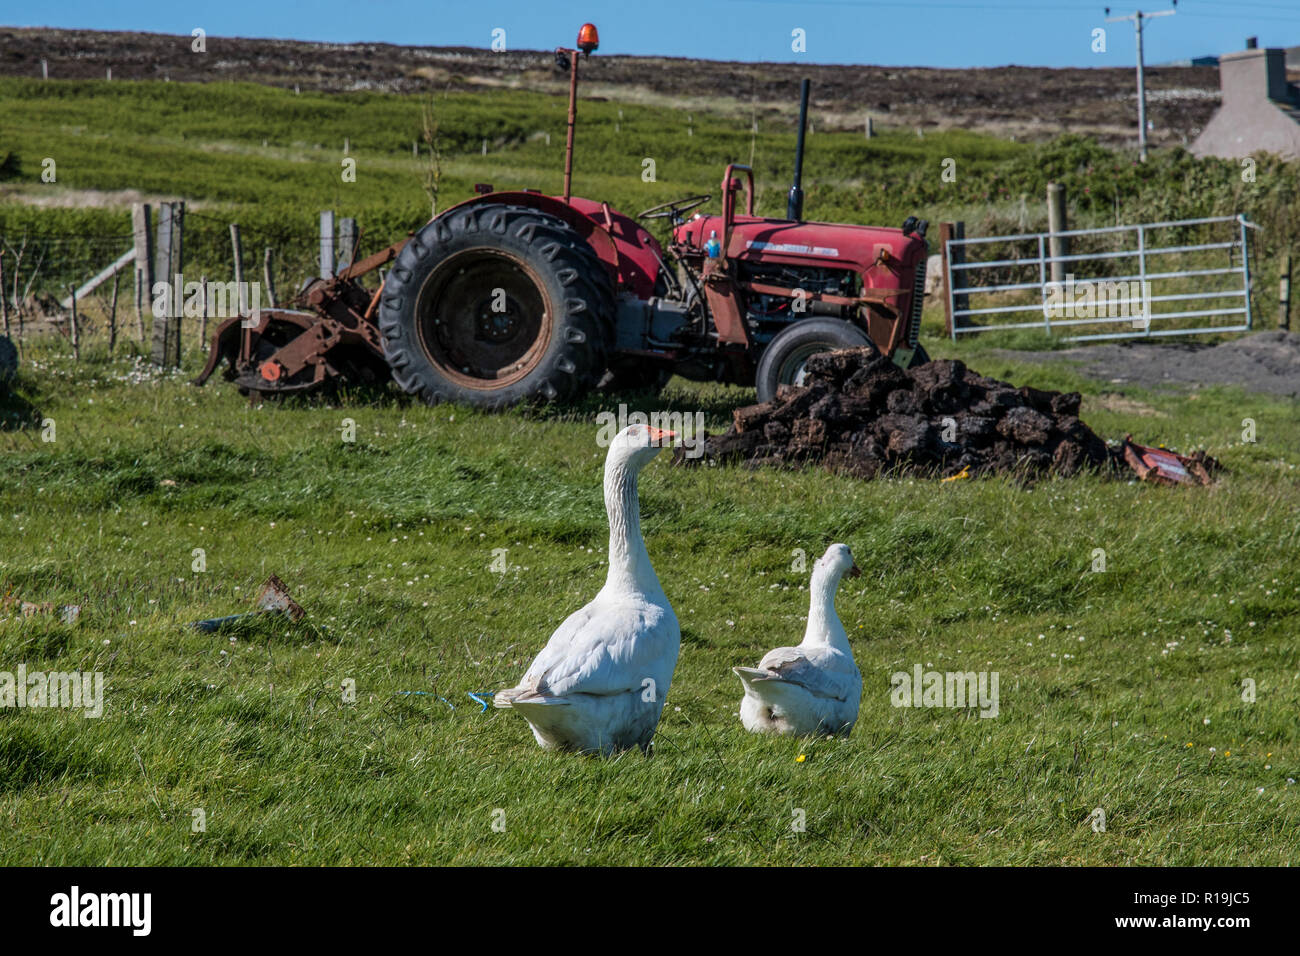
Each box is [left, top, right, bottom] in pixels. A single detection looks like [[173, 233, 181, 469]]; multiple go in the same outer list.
[[796, 754, 807, 763]]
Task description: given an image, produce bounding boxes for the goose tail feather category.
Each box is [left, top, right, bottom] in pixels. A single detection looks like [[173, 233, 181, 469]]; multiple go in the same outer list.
[[734, 667, 808, 710], [494, 687, 572, 710], [733, 666, 773, 690]]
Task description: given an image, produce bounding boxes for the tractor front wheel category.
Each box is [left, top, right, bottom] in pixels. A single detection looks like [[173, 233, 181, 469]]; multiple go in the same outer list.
[[754, 318, 875, 404], [378, 205, 614, 408]]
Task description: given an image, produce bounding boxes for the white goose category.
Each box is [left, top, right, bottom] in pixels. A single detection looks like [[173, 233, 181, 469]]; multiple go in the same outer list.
[[734, 543, 863, 737], [495, 423, 681, 755]]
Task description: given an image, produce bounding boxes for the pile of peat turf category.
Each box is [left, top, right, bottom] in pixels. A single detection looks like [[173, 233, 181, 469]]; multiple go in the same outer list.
[[685, 348, 1116, 480]]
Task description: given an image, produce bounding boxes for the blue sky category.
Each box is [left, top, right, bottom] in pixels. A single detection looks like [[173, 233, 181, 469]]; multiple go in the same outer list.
[[3, 0, 1299, 68]]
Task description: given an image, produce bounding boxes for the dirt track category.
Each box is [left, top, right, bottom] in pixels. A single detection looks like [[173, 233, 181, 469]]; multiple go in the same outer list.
[[999, 331, 1300, 399], [0, 26, 1225, 144]]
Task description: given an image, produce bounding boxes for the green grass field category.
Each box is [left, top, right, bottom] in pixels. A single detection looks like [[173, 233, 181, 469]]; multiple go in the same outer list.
[[2, 332, 1298, 865], [2, 75, 1299, 866]]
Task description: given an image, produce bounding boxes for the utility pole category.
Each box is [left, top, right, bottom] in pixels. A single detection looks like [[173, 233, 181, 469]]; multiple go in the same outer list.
[[1105, 5, 1176, 161]]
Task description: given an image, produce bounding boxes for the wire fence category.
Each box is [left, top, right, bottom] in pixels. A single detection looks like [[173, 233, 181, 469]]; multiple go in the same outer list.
[[0, 208, 369, 355]]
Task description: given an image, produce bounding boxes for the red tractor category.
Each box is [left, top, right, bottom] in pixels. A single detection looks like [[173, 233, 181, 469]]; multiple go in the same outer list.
[[196, 24, 930, 406]]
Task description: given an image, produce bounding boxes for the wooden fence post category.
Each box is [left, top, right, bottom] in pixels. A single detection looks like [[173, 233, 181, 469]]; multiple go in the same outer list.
[[1280, 253, 1292, 331], [174, 201, 186, 365], [320, 210, 335, 278], [339, 217, 357, 272], [263, 247, 278, 308], [150, 203, 173, 365], [133, 268, 142, 343], [67, 284, 80, 361], [230, 223, 245, 313], [199, 274, 208, 349], [109, 268, 119, 355], [132, 203, 153, 343], [150, 201, 184, 367], [1047, 183, 1068, 284]]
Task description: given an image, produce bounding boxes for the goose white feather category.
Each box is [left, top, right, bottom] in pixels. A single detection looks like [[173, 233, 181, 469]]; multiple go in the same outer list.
[[734, 543, 863, 736], [495, 424, 681, 755]]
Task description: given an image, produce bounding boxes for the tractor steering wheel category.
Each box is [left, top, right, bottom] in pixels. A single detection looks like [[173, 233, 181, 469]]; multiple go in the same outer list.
[[636, 194, 711, 224]]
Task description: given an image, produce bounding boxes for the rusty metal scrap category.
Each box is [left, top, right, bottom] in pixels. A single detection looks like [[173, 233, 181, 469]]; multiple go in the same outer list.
[[1120, 434, 1219, 486]]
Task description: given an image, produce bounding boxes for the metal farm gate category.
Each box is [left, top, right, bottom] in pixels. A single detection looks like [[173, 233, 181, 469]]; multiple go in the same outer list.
[[943, 214, 1257, 342]]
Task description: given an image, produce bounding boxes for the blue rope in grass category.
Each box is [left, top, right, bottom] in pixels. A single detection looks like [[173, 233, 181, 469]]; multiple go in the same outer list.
[[395, 691, 454, 710], [391, 690, 497, 713]]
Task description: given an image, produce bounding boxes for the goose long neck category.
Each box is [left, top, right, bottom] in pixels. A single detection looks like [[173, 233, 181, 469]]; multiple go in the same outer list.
[[604, 457, 658, 594], [803, 567, 847, 650]]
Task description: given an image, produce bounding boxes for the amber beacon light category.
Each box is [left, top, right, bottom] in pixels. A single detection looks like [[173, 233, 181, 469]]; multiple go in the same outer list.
[[577, 23, 599, 55]]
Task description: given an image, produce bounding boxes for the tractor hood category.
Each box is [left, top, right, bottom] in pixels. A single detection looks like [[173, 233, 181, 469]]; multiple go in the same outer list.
[[676, 214, 925, 280]]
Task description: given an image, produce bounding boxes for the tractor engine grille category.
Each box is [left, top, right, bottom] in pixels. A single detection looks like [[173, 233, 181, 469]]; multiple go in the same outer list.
[[908, 252, 927, 349]]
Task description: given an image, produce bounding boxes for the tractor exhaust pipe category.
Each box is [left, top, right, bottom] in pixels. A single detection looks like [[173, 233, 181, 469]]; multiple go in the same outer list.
[[786, 78, 810, 221]]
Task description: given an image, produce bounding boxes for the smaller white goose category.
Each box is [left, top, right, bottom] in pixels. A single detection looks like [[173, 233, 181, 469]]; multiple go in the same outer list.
[[495, 423, 681, 756], [734, 543, 863, 737]]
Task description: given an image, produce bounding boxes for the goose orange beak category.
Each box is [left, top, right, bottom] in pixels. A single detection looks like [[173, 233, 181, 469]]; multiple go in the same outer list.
[[647, 427, 677, 445]]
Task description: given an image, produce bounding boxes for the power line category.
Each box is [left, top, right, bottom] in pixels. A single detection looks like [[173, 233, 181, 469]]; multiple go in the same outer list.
[[1180, 0, 1300, 11], [733, 0, 1101, 8], [1105, 6, 1177, 162], [1178, 11, 1300, 22]]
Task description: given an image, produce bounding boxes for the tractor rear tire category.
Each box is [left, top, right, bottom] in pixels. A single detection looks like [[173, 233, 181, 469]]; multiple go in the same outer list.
[[754, 318, 875, 404], [378, 204, 614, 408]]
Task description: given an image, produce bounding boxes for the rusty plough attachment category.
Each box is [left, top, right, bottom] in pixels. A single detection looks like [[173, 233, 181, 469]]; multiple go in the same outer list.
[[193, 238, 408, 399]]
